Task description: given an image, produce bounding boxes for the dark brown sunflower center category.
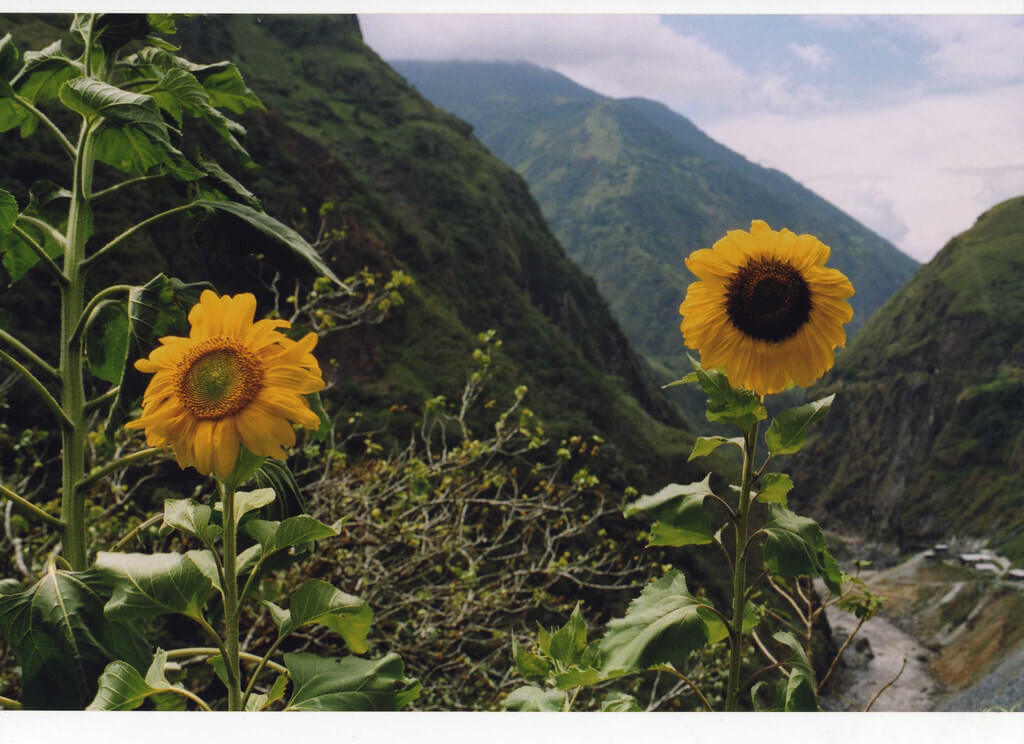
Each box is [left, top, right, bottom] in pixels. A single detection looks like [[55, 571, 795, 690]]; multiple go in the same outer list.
[[176, 338, 264, 420], [725, 258, 812, 342]]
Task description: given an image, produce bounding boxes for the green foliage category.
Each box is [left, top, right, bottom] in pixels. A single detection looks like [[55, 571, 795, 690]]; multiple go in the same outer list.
[[765, 394, 834, 456], [0, 564, 149, 709], [757, 472, 794, 508], [623, 476, 714, 548], [87, 648, 195, 711], [96, 550, 214, 622], [504, 685, 566, 711], [162, 497, 221, 546], [282, 652, 420, 711], [688, 435, 744, 461], [760, 507, 843, 595], [598, 570, 709, 677], [84, 301, 129, 384], [750, 632, 819, 712], [265, 579, 372, 655], [685, 357, 767, 430]]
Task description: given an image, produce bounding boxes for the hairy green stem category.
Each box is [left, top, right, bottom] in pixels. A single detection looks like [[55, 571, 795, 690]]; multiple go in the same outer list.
[[240, 635, 287, 709], [77, 447, 161, 491], [219, 479, 244, 711], [0, 482, 65, 528], [109, 513, 162, 551], [69, 284, 134, 348], [11, 93, 75, 158], [83, 202, 196, 269], [58, 107, 100, 569], [10, 224, 69, 286], [0, 348, 70, 428], [92, 174, 165, 201], [0, 327, 59, 379], [84, 384, 119, 413], [165, 647, 288, 676], [724, 420, 758, 712], [16, 214, 68, 250]]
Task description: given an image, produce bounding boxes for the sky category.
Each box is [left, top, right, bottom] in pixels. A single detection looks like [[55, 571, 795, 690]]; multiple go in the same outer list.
[[359, 11, 1024, 263]]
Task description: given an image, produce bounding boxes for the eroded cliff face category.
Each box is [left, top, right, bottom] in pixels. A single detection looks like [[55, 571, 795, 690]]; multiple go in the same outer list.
[[789, 196, 1024, 558]]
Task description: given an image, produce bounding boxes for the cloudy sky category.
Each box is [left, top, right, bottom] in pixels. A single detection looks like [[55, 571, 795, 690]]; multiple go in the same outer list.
[[360, 11, 1024, 263]]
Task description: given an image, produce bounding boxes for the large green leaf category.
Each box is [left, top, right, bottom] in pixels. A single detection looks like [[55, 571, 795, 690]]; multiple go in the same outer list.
[[0, 565, 148, 709], [95, 551, 214, 622], [548, 602, 588, 667], [598, 570, 709, 677], [504, 685, 565, 711], [0, 188, 16, 235], [773, 631, 819, 712], [245, 515, 339, 558], [601, 691, 642, 712], [246, 673, 288, 711], [162, 497, 220, 545], [150, 67, 209, 126], [623, 475, 714, 547], [760, 506, 842, 594], [194, 199, 341, 284], [688, 435, 744, 461], [266, 579, 372, 654], [84, 300, 129, 384], [283, 652, 420, 711], [687, 356, 767, 430], [104, 274, 212, 437], [253, 458, 306, 520], [512, 637, 551, 682], [14, 41, 83, 106], [196, 63, 263, 114], [196, 154, 260, 208], [765, 394, 835, 456], [757, 472, 794, 508], [87, 648, 194, 711], [59, 77, 167, 128], [0, 33, 19, 80], [217, 487, 276, 527]]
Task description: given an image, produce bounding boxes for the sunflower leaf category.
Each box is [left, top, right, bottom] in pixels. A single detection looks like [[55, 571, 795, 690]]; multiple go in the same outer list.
[[688, 435, 744, 461], [95, 550, 214, 622], [774, 631, 820, 711], [760, 506, 842, 594], [0, 565, 149, 709], [765, 394, 835, 455], [504, 685, 565, 712], [512, 637, 552, 682], [688, 356, 767, 430], [194, 199, 341, 284], [162, 497, 220, 546], [104, 274, 213, 439], [265, 579, 372, 654], [84, 300, 130, 384], [244, 515, 339, 559], [623, 475, 714, 547], [757, 472, 794, 508], [282, 652, 420, 711], [87, 648, 193, 711], [601, 691, 643, 712], [598, 570, 709, 677], [0, 189, 16, 235]]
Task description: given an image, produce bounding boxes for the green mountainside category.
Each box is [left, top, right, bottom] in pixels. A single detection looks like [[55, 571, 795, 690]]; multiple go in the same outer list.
[[392, 61, 919, 386], [789, 196, 1024, 559], [0, 15, 700, 488]]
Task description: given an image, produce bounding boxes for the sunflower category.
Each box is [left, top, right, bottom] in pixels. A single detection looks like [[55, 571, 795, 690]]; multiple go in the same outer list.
[[679, 220, 854, 396], [126, 290, 325, 480]]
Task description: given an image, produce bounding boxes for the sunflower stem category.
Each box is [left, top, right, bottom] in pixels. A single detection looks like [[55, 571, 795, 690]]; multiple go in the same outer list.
[[724, 419, 758, 712], [219, 478, 244, 711]]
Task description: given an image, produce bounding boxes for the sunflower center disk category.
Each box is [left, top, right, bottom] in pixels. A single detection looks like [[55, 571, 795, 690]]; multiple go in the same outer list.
[[725, 258, 812, 342], [176, 339, 264, 420]]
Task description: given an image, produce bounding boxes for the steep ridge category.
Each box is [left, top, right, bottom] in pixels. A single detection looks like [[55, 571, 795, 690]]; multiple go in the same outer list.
[[0, 15, 698, 487], [391, 60, 919, 384], [789, 196, 1024, 559]]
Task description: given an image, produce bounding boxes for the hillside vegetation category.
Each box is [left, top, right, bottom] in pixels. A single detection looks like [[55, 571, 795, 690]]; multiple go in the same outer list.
[[790, 196, 1024, 560]]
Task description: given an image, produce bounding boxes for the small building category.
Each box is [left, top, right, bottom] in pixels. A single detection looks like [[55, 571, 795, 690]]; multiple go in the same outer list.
[[974, 562, 1002, 575], [933, 544, 950, 554], [1007, 569, 1024, 582], [959, 553, 987, 565]]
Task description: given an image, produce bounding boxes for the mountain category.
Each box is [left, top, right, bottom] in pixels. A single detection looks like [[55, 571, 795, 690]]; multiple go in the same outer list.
[[0, 15, 701, 488], [789, 196, 1024, 560], [391, 61, 920, 386]]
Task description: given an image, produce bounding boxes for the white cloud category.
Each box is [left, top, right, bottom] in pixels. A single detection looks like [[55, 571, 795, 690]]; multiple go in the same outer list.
[[704, 83, 1024, 261], [360, 14, 828, 116], [788, 42, 831, 68], [899, 16, 1024, 87]]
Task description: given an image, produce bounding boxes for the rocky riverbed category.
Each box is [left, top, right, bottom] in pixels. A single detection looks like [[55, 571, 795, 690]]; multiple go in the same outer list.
[[817, 549, 1024, 712]]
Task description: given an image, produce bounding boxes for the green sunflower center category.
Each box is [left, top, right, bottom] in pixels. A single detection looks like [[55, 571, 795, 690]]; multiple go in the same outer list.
[[176, 338, 264, 420], [725, 258, 812, 342]]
